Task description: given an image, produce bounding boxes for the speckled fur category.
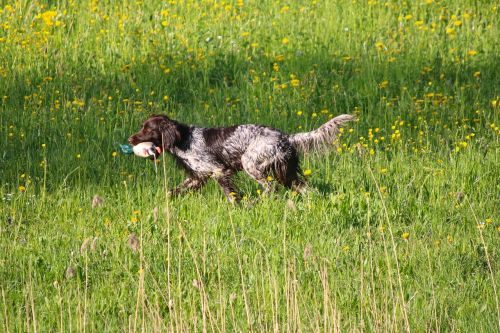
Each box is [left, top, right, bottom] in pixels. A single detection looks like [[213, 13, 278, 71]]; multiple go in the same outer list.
[[129, 114, 354, 201]]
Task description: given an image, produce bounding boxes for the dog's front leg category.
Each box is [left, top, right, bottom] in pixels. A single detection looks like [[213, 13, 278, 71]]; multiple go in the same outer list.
[[170, 177, 207, 196], [214, 171, 240, 203]]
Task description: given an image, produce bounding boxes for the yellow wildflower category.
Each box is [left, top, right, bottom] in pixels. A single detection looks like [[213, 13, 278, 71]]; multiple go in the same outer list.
[[275, 54, 285, 61], [41, 10, 57, 27]]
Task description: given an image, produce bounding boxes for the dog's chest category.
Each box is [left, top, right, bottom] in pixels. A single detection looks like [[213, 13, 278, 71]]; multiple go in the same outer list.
[[171, 132, 224, 176]]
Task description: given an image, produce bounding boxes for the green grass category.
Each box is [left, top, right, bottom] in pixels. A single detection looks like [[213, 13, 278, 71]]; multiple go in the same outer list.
[[1, 0, 499, 331]]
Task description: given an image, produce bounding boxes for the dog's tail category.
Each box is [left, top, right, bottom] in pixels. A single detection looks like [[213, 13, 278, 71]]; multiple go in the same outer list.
[[288, 114, 355, 153]]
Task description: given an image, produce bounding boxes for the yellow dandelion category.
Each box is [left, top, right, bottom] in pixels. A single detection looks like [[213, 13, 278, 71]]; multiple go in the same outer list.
[[402, 232, 410, 240], [112, 151, 118, 157], [18, 185, 26, 192], [303, 169, 312, 176], [291, 79, 300, 87], [468, 50, 478, 56], [379, 80, 389, 89], [275, 54, 285, 61], [41, 10, 57, 27], [281, 37, 289, 45], [454, 20, 462, 27]]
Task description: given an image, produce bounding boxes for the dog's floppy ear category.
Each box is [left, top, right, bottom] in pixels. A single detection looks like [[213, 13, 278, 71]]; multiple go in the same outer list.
[[158, 117, 180, 149]]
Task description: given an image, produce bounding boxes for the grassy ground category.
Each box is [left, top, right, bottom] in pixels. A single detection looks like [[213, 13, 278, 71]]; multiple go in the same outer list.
[[1, 0, 499, 331]]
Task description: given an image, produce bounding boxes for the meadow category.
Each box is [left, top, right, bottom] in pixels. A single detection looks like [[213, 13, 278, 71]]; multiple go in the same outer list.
[[0, 0, 499, 331]]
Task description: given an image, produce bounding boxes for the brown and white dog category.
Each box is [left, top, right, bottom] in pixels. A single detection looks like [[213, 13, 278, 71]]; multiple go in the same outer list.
[[129, 114, 354, 201]]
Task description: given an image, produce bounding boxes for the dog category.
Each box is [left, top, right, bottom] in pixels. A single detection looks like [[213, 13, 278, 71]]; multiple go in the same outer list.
[[128, 114, 355, 201]]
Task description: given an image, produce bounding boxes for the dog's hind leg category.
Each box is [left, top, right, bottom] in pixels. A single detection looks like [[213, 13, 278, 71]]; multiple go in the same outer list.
[[273, 151, 306, 193], [241, 155, 274, 194]]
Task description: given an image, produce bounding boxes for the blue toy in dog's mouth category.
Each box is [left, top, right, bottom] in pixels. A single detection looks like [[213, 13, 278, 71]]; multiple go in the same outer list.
[[119, 142, 162, 158], [119, 144, 134, 154]]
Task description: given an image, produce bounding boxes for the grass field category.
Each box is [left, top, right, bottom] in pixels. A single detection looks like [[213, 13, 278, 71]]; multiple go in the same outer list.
[[1, 0, 499, 331]]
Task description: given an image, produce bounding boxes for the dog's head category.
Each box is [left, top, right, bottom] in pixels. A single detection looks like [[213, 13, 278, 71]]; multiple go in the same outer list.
[[128, 114, 181, 152]]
